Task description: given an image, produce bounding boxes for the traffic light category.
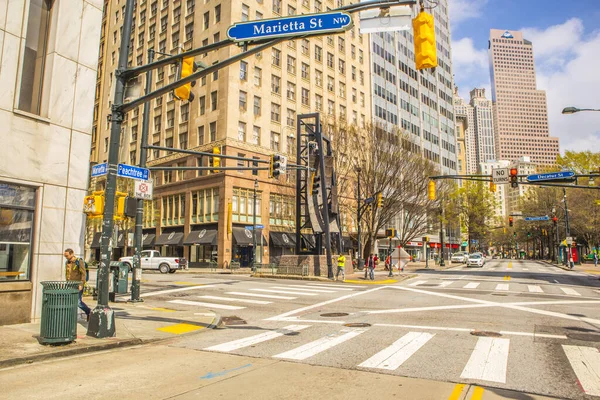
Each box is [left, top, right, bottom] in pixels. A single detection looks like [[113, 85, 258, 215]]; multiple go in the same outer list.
[[377, 193, 384, 208], [270, 154, 283, 178], [552, 216, 558, 226], [115, 191, 128, 220], [412, 10, 437, 70], [422, 236, 429, 242], [509, 217, 513, 227], [174, 56, 197, 101], [510, 167, 519, 188], [212, 146, 221, 173], [386, 229, 396, 238], [513, 232, 517, 238], [527, 232, 531, 238], [83, 193, 104, 216], [312, 175, 321, 195], [428, 180, 436, 200], [490, 182, 497, 193]]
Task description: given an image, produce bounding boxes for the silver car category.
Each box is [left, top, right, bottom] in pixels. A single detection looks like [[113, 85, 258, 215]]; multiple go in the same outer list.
[[467, 253, 484, 267], [451, 252, 468, 263]]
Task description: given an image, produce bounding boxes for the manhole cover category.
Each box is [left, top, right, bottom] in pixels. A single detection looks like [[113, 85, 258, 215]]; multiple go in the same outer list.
[[344, 323, 371, 328], [320, 313, 349, 317], [471, 331, 502, 337], [221, 316, 246, 326], [567, 332, 600, 342]]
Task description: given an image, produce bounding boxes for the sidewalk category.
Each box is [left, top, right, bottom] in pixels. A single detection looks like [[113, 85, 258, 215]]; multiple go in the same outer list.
[[539, 258, 600, 276], [0, 296, 218, 369]]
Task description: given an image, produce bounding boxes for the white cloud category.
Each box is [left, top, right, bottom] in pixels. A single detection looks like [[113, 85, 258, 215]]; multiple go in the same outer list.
[[448, 0, 487, 26], [521, 18, 585, 69], [451, 37, 491, 99]]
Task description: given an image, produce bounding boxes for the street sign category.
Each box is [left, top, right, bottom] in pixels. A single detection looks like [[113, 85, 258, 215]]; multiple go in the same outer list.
[[277, 155, 288, 175], [91, 163, 108, 177], [134, 179, 153, 200], [117, 163, 149, 180], [245, 225, 264, 230], [227, 12, 353, 42], [524, 216, 550, 221], [526, 171, 575, 182], [492, 168, 509, 184], [566, 236, 574, 245]]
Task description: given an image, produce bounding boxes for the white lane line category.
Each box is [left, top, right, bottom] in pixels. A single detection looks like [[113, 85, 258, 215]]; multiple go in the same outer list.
[[461, 337, 510, 383], [168, 300, 245, 310], [373, 324, 568, 339], [273, 328, 366, 360], [204, 325, 310, 352], [303, 284, 355, 291], [251, 288, 317, 296], [358, 332, 434, 370], [495, 284, 509, 291], [499, 331, 567, 339], [560, 287, 581, 296], [140, 284, 219, 297], [554, 280, 560, 284], [464, 282, 480, 289], [523, 268, 529, 271], [563, 345, 600, 396], [198, 295, 272, 305], [226, 291, 297, 300], [438, 281, 454, 287], [304, 284, 356, 290], [368, 303, 490, 315], [527, 285, 544, 293], [409, 280, 428, 287], [269, 286, 336, 293]]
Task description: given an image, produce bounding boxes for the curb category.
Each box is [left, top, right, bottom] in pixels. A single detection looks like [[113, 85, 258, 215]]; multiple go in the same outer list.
[[251, 274, 338, 282]]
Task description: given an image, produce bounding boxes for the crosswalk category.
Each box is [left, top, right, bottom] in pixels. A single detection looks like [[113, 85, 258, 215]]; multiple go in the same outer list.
[[408, 280, 593, 297], [200, 324, 600, 396]]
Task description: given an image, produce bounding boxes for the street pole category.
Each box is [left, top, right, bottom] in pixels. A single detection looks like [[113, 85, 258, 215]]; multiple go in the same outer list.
[[88, 0, 135, 338], [131, 49, 154, 303], [564, 188, 574, 268], [439, 206, 445, 267], [388, 238, 393, 277], [252, 179, 258, 271], [356, 167, 362, 271]]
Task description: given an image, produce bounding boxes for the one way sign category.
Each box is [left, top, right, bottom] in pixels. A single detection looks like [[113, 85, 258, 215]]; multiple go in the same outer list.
[[492, 168, 509, 185]]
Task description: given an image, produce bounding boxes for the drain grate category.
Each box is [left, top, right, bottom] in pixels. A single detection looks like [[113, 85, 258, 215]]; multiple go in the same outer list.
[[344, 323, 371, 328], [221, 316, 247, 326], [320, 312, 349, 317], [471, 331, 502, 337]]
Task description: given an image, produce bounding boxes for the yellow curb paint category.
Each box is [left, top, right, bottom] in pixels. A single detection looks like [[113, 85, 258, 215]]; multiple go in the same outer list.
[[157, 323, 205, 335], [508, 262, 513, 269], [448, 383, 466, 400], [584, 270, 600, 275], [344, 279, 398, 285], [151, 307, 177, 312], [471, 386, 485, 400]]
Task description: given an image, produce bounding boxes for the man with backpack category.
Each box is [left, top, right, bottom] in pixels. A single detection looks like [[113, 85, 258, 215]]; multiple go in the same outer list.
[[63, 248, 91, 321]]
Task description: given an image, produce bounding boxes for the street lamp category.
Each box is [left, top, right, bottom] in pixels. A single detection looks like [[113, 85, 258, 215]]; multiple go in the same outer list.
[[252, 179, 258, 271], [562, 106, 600, 114], [563, 188, 574, 269]]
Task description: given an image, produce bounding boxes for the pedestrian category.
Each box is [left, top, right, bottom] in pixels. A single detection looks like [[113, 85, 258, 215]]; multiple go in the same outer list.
[[368, 254, 375, 280], [63, 248, 91, 321], [594, 252, 598, 267], [384, 255, 390, 271], [336, 253, 346, 282]]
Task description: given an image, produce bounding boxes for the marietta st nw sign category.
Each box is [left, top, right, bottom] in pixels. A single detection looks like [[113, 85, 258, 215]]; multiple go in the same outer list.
[[227, 12, 353, 42], [492, 167, 509, 184], [91, 163, 108, 177]]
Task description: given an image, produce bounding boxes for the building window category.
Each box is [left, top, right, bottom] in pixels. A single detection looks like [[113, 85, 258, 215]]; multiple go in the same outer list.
[[180, 103, 189, 122], [315, 70, 323, 87], [239, 90, 247, 111], [287, 108, 296, 127], [271, 75, 281, 94], [215, 4, 221, 22], [327, 76, 334, 92], [253, 96, 261, 116], [252, 126, 261, 145], [232, 188, 261, 224], [272, 48, 281, 67], [167, 110, 174, 128], [240, 61, 248, 80], [0, 184, 36, 281], [199, 96, 206, 115], [301, 62, 309, 80], [271, 103, 281, 122], [254, 67, 262, 86], [301, 88, 309, 106], [315, 94, 323, 111], [211, 91, 218, 111], [286, 82, 296, 101], [315, 45, 322, 62], [203, 11, 210, 29], [238, 121, 246, 141], [179, 132, 188, 149], [287, 55, 296, 74], [209, 121, 217, 142], [241, 4, 249, 21], [327, 52, 334, 68], [272, 0, 281, 14], [18, 0, 54, 115], [154, 115, 162, 132], [269, 193, 294, 226], [301, 39, 309, 55], [288, 5, 296, 15], [198, 125, 205, 145], [161, 194, 186, 226], [270, 131, 280, 151]]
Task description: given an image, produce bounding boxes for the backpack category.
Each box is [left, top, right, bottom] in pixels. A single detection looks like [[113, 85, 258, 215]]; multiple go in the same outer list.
[[75, 258, 90, 282]]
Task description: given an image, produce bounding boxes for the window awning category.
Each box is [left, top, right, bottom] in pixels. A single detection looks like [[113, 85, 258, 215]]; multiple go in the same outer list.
[[184, 229, 218, 245], [270, 232, 296, 248], [90, 232, 102, 249], [142, 233, 156, 247], [156, 232, 184, 246], [90, 232, 127, 248], [232, 227, 267, 246]]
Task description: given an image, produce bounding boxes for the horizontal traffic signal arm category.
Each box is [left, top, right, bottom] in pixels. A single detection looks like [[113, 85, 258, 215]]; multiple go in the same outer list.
[[429, 174, 600, 190], [118, 0, 417, 113]]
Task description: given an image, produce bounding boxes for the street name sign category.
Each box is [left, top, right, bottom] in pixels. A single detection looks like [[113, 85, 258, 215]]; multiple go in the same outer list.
[[91, 163, 108, 177], [492, 167, 509, 184], [527, 171, 575, 182], [134, 179, 153, 200], [524, 216, 550, 221], [227, 12, 353, 42], [245, 225, 264, 230], [117, 164, 149, 181]]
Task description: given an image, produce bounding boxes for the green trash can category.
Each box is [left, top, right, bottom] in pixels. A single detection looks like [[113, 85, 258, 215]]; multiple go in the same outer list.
[[40, 281, 80, 344]]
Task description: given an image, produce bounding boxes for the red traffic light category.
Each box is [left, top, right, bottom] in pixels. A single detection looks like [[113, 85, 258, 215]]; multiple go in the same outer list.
[[509, 217, 513, 227], [552, 216, 558, 224], [509, 168, 518, 176]]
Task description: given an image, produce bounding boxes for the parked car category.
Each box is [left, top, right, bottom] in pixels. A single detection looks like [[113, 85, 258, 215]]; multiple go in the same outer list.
[[451, 252, 468, 263], [467, 253, 485, 268], [120, 250, 185, 274]]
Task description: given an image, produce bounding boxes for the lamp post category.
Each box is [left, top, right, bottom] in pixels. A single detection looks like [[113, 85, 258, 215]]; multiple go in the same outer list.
[[355, 166, 363, 271], [252, 179, 258, 271], [563, 188, 574, 269], [562, 106, 600, 114], [439, 207, 445, 267]]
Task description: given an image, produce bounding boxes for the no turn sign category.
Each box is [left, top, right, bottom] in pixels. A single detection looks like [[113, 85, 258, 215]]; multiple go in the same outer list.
[[492, 168, 509, 185], [134, 179, 153, 200]]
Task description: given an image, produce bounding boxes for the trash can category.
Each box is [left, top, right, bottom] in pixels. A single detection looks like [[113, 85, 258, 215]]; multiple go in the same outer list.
[[40, 281, 80, 344], [109, 261, 129, 301]]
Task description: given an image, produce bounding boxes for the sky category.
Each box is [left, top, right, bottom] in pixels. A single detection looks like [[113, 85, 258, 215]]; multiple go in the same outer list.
[[448, 0, 600, 154]]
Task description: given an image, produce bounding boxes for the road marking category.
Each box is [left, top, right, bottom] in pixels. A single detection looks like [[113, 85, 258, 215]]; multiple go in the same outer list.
[[527, 285, 544, 293], [150, 307, 177, 312], [499, 331, 567, 339], [368, 303, 492, 315], [269, 286, 336, 293], [438, 281, 454, 287], [168, 300, 245, 310], [140, 284, 218, 297], [563, 345, 600, 396], [461, 337, 510, 383], [560, 287, 581, 296], [448, 384, 466, 400], [409, 280, 428, 286], [522, 268, 529, 271], [157, 323, 204, 335], [250, 288, 318, 296], [305, 284, 356, 290], [554, 279, 559, 283], [344, 279, 398, 284], [495, 284, 509, 291], [464, 282, 480, 289], [508, 262, 513, 269], [471, 386, 485, 400], [358, 332, 434, 370], [276, 317, 346, 324], [274, 328, 366, 360], [226, 291, 297, 300], [198, 295, 272, 305], [205, 325, 311, 352]]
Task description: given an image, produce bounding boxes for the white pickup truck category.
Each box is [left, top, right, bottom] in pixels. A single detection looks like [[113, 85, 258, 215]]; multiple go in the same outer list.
[[119, 250, 185, 274]]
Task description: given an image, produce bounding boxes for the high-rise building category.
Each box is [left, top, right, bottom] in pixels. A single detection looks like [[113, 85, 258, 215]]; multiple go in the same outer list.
[[90, 0, 372, 268], [505, 156, 537, 216], [479, 160, 510, 218], [455, 109, 468, 177], [489, 29, 559, 165], [0, 0, 102, 325]]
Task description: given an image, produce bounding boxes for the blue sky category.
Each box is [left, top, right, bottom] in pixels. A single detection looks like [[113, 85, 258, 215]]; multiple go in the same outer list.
[[448, 0, 600, 153]]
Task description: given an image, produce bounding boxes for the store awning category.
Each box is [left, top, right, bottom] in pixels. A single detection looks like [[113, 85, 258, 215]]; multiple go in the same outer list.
[[142, 233, 156, 247], [184, 229, 218, 245], [300, 234, 316, 250], [155, 232, 184, 246], [114, 232, 126, 248], [233, 227, 266, 246], [270, 232, 296, 248], [90, 232, 127, 248], [90, 232, 102, 249]]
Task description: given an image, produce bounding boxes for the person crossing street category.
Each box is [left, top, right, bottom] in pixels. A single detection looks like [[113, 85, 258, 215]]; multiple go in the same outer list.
[[336, 253, 346, 282]]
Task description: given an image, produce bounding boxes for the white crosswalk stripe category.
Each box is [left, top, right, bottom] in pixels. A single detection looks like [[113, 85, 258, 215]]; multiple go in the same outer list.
[[463, 282, 480, 289], [358, 332, 434, 370], [273, 328, 367, 360], [409, 280, 428, 286], [198, 295, 272, 305], [438, 281, 454, 287], [560, 287, 581, 296], [225, 291, 297, 300], [269, 286, 336, 293], [305, 284, 356, 290], [168, 299, 245, 310], [527, 285, 544, 293], [250, 288, 318, 296], [523, 268, 529, 271], [303, 284, 355, 291], [205, 325, 310, 352], [563, 345, 600, 396], [461, 337, 510, 383], [495, 284, 509, 291]]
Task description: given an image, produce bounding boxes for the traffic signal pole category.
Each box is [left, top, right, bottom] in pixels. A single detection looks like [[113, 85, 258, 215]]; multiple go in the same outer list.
[[87, 0, 135, 338]]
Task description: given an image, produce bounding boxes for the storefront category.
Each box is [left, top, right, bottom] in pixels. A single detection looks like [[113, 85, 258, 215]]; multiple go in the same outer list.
[[142, 232, 156, 248], [156, 229, 184, 257], [232, 226, 266, 267], [89, 231, 127, 261], [185, 227, 218, 268], [269, 231, 296, 263]]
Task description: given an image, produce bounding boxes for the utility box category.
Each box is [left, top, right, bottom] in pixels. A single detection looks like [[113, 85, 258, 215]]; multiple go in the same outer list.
[[109, 261, 129, 301]]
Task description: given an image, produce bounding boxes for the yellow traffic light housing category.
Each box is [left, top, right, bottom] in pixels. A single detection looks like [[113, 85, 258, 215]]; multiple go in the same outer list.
[[83, 194, 104, 216], [270, 154, 283, 178], [428, 180, 436, 200], [490, 182, 497, 193], [174, 56, 197, 102], [412, 10, 437, 70], [212, 146, 221, 173], [377, 193, 384, 208]]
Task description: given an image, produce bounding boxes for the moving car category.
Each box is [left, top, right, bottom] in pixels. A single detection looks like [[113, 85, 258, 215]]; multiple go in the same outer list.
[[467, 253, 485, 268], [120, 250, 185, 274], [451, 252, 468, 263]]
